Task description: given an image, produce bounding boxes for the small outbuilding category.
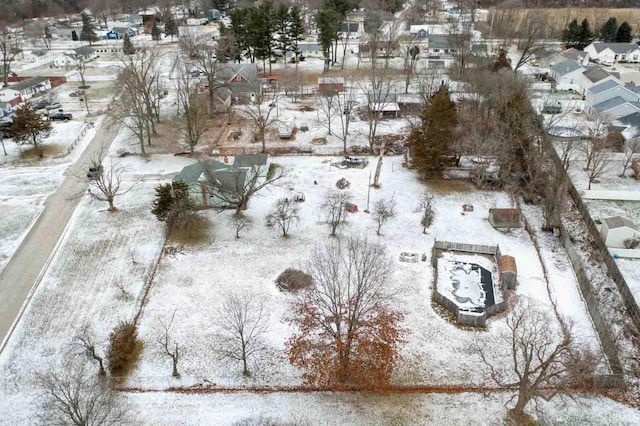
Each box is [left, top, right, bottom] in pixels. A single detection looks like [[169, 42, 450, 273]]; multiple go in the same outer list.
[[488, 208, 521, 229], [600, 216, 639, 249], [500, 255, 517, 289]]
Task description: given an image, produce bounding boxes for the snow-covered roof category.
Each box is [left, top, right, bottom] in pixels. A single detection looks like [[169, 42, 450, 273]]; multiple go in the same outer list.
[[593, 96, 628, 112], [590, 42, 640, 54], [8, 77, 49, 91], [583, 66, 614, 83], [370, 102, 399, 112], [588, 79, 621, 95], [603, 216, 638, 231], [562, 48, 586, 61], [551, 59, 582, 76]]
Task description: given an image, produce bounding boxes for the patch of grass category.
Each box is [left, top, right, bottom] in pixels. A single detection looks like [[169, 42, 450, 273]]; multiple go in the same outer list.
[[167, 213, 211, 245], [19, 144, 62, 160]]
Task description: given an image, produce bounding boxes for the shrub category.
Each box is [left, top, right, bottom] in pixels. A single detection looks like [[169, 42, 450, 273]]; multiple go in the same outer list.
[[166, 206, 210, 245], [107, 322, 142, 376], [275, 268, 312, 292]]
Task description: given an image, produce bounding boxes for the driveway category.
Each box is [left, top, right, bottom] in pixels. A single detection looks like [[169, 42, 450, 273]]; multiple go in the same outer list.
[[0, 120, 120, 348]]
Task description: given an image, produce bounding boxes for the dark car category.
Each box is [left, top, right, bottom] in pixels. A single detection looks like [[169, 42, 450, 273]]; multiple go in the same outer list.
[[87, 165, 103, 179], [49, 112, 72, 121]]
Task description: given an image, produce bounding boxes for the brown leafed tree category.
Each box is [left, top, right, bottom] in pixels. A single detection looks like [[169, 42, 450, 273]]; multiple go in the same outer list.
[[472, 297, 597, 423], [288, 237, 404, 389], [217, 292, 270, 376], [9, 103, 52, 152]]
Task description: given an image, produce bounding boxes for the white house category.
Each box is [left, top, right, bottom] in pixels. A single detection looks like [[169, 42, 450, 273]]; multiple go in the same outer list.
[[584, 43, 640, 65], [53, 46, 98, 67], [600, 216, 639, 249], [550, 59, 584, 90], [592, 96, 640, 120], [585, 80, 640, 106], [562, 47, 589, 65], [0, 77, 51, 102]]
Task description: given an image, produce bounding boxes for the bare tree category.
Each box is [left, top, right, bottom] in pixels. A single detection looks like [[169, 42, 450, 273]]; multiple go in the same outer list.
[[419, 192, 435, 233], [0, 27, 21, 85], [401, 43, 420, 94], [72, 325, 106, 376], [265, 198, 299, 238], [334, 85, 357, 154], [288, 237, 404, 388], [180, 30, 225, 115], [316, 88, 339, 136], [201, 162, 287, 215], [505, 13, 550, 74], [37, 356, 132, 426], [217, 292, 270, 376], [372, 197, 396, 236], [81, 153, 137, 211], [175, 59, 209, 154], [24, 20, 52, 50], [415, 66, 444, 106], [621, 139, 640, 177], [230, 213, 251, 239], [108, 90, 149, 154], [242, 90, 281, 153], [362, 67, 395, 152], [322, 189, 351, 237], [76, 56, 89, 89], [472, 297, 596, 422], [158, 310, 181, 377], [584, 144, 612, 190]]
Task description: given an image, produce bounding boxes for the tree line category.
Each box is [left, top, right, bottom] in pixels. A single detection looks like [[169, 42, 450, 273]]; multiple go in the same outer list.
[[562, 16, 633, 49]]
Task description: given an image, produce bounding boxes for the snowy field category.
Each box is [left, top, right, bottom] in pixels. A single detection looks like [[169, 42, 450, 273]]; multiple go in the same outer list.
[[132, 156, 603, 390]]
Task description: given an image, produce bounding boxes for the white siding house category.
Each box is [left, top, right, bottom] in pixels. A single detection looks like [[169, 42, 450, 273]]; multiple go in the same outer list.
[[586, 80, 640, 106], [550, 59, 584, 90], [584, 43, 640, 65], [600, 216, 639, 248], [0, 77, 51, 102], [592, 97, 640, 120]]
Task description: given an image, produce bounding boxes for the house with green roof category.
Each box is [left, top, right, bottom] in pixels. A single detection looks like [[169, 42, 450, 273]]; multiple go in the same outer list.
[[173, 155, 270, 208]]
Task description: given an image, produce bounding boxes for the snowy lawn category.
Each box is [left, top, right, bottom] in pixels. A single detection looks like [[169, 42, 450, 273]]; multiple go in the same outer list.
[[0, 180, 165, 422], [133, 156, 603, 389], [0, 202, 41, 273]]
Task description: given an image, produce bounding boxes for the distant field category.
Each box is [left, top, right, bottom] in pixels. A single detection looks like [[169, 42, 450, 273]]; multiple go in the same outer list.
[[490, 8, 640, 38]]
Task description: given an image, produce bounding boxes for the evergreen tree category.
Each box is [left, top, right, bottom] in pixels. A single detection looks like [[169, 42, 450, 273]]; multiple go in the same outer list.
[[151, 181, 192, 221], [578, 19, 594, 49], [287, 6, 305, 62], [230, 8, 250, 60], [72, 30, 78, 41], [9, 103, 52, 152], [248, 1, 275, 72], [273, 4, 290, 65], [151, 20, 162, 43], [616, 21, 632, 43], [315, 7, 339, 72], [600, 17, 618, 42], [79, 12, 98, 45], [164, 17, 179, 41], [123, 33, 135, 55], [562, 19, 581, 47], [409, 85, 457, 178]]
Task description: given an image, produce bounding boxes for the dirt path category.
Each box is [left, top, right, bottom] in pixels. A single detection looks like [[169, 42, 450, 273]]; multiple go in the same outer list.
[[0, 120, 120, 350]]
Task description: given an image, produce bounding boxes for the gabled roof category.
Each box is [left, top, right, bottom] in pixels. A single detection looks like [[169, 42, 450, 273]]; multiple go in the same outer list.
[[218, 63, 258, 83], [627, 85, 640, 95], [8, 77, 49, 92], [428, 35, 453, 50], [562, 47, 586, 61], [297, 43, 321, 52], [616, 111, 640, 127], [591, 42, 640, 54], [233, 154, 268, 168], [603, 216, 638, 231], [550, 59, 582, 76], [582, 66, 613, 83], [593, 96, 628, 112], [588, 79, 620, 95]]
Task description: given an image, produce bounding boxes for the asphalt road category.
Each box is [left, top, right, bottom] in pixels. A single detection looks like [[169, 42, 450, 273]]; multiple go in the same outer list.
[[0, 120, 120, 349]]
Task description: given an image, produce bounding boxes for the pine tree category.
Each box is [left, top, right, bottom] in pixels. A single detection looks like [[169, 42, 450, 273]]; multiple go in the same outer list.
[[287, 6, 305, 63], [79, 12, 98, 45], [273, 4, 290, 65], [151, 182, 191, 221], [578, 19, 594, 49], [164, 17, 179, 41], [562, 19, 581, 47], [599, 17, 618, 42], [123, 33, 135, 55], [315, 7, 339, 72], [409, 85, 457, 178], [616, 21, 632, 43], [151, 21, 162, 43], [72, 30, 78, 42], [9, 104, 52, 152]]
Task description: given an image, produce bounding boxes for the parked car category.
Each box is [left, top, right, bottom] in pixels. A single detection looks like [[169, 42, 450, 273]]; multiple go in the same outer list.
[[49, 112, 72, 121], [69, 90, 85, 97], [46, 102, 62, 110], [33, 100, 49, 110], [87, 165, 103, 179]]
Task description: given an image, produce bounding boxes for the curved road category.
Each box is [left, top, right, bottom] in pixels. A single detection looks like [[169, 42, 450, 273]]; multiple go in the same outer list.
[[0, 120, 120, 350]]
